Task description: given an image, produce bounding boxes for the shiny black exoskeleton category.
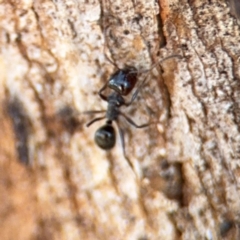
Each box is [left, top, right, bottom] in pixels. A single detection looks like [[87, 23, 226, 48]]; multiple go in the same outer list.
[[98, 67, 147, 109], [102, 68, 138, 96], [94, 122, 115, 149], [86, 88, 149, 164]]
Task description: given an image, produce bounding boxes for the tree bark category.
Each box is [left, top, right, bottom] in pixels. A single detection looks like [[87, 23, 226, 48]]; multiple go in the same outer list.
[[0, 0, 240, 239]]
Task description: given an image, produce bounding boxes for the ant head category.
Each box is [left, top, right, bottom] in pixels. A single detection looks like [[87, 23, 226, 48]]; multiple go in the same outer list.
[[108, 68, 138, 96], [94, 122, 116, 150]]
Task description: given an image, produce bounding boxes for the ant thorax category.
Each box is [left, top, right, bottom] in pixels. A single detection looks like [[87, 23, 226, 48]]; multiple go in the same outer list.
[[105, 93, 124, 121]]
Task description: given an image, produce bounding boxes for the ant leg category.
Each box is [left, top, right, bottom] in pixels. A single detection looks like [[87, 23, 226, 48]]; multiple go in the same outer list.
[[83, 110, 106, 114], [122, 70, 151, 107], [127, 55, 183, 105], [124, 55, 182, 105], [124, 74, 150, 106], [157, 54, 182, 65], [128, 54, 182, 76], [98, 82, 109, 101], [86, 116, 106, 127], [116, 120, 136, 175], [120, 112, 151, 128]]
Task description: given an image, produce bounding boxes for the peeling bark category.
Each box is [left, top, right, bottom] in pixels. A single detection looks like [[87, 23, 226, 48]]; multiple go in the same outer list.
[[0, 0, 240, 239]]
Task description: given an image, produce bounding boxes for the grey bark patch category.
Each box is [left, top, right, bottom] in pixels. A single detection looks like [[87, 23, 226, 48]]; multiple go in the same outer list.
[[7, 98, 30, 165]]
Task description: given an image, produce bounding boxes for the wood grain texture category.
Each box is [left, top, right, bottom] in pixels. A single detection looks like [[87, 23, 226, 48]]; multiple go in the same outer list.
[[0, 0, 240, 239]]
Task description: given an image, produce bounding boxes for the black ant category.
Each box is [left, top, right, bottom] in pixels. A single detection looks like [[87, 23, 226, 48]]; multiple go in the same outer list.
[[84, 55, 181, 171], [84, 68, 150, 171]]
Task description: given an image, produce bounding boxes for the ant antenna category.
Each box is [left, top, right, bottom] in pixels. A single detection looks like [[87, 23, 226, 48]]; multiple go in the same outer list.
[[119, 111, 151, 128], [86, 116, 106, 127], [100, 0, 120, 69], [127, 54, 182, 105]]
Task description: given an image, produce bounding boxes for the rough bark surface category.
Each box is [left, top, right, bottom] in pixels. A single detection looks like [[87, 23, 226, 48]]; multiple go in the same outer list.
[[0, 0, 240, 239]]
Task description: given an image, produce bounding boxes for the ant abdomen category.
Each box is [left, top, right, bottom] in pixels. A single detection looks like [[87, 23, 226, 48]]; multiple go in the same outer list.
[[108, 68, 138, 96], [94, 122, 116, 150]]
